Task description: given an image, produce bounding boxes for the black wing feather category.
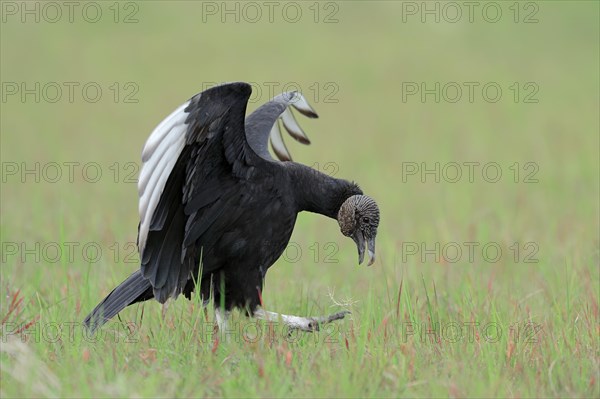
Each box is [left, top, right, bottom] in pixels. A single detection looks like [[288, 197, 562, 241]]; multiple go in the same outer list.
[[140, 83, 252, 302]]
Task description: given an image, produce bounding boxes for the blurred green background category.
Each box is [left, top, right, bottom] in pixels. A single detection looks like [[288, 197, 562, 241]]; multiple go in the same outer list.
[[1, 1, 598, 398]]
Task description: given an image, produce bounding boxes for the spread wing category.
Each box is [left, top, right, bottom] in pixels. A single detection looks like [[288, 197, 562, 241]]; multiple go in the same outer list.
[[245, 91, 318, 162], [137, 82, 252, 302]]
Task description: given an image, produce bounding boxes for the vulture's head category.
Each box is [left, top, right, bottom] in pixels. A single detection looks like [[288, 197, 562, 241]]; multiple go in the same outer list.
[[337, 195, 380, 266]]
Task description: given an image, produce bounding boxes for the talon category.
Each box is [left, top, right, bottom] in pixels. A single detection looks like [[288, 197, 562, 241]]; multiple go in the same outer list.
[[328, 310, 351, 322], [315, 310, 351, 324]]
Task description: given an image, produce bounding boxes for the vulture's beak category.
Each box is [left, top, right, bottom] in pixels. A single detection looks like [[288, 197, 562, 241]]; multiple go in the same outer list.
[[353, 232, 376, 266]]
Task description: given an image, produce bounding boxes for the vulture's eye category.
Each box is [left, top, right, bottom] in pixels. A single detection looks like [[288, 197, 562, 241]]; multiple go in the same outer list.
[[362, 217, 370, 224]]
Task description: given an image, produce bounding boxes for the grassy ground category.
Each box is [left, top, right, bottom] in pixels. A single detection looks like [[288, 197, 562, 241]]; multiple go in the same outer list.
[[1, 2, 598, 398]]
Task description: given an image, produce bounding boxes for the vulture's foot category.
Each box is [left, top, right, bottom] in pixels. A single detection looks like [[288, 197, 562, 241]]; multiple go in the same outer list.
[[254, 309, 350, 332], [305, 310, 351, 331]]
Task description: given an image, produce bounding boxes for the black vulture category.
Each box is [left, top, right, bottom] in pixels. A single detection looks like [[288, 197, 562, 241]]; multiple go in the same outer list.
[[83, 82, 380, 332]]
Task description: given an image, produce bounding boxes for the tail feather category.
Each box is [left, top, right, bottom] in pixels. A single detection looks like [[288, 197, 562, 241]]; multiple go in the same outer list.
[[83, 270, 153, 333]]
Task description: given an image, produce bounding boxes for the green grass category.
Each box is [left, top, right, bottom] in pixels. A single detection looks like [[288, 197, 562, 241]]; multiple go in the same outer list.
[[1, 2, 598, 398]]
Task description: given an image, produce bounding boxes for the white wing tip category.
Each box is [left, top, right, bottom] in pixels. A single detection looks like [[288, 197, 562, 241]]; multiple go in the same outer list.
[[288, 92, 318, 118], [269, 122, 292, 162]]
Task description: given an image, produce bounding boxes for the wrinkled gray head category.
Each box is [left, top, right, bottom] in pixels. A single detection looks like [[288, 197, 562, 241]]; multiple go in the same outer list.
[[337, 195, 380, 266]]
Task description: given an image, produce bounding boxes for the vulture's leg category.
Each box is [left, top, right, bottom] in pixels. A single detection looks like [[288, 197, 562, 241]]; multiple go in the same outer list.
[[253, 308, 350, 332], [215, 308, 231, 332]]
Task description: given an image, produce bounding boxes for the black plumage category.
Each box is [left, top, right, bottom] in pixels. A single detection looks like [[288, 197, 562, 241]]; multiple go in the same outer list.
[[84, 82, 379, 332]]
